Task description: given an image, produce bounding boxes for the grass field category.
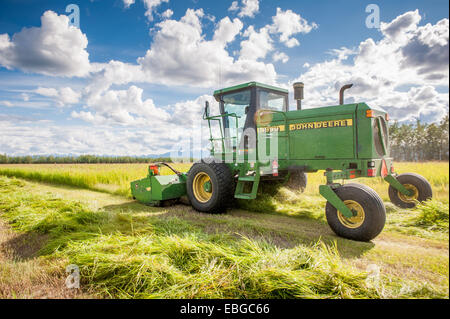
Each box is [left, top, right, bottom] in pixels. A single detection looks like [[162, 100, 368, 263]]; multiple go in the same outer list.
[[0, 162, 448, 298]]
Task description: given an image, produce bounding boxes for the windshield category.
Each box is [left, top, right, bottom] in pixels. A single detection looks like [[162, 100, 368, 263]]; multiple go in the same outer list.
[[259, 90, 286, 112], [222, 90, 251, 150], [373, 116, 389, 157]]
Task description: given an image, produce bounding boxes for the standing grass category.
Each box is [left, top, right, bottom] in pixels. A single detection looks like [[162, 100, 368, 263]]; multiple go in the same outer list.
[[0, 162, 447, 200], [0, 163, 192, 196]]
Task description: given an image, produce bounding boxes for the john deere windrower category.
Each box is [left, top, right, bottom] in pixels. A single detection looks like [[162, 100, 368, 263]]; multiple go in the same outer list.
[[131, 82, 433, 241]]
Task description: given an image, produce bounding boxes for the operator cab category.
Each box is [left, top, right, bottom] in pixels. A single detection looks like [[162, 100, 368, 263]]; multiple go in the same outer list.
[[213, 82, 288, 151]]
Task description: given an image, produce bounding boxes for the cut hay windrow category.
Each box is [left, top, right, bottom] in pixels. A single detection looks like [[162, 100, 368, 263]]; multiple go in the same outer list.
[[0, 176, 446, 299]]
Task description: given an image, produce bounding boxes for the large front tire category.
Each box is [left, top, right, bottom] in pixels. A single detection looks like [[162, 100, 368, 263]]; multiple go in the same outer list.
[[187, 161, 234, 214], [325, 183, 386, 241], [388, 173, 432, 208]]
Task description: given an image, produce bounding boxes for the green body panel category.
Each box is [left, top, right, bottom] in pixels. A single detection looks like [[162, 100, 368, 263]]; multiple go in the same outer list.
[[212, 102, 393, 179], [259, 103, 390, 170], [131, 177, 154, 204], [284, 105, 358, 160], [131, 174, 187, 205]]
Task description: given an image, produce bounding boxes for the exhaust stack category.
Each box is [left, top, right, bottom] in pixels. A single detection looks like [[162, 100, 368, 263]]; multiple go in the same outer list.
[[293, 82, 304, 110], [339, 84, 353, 105]]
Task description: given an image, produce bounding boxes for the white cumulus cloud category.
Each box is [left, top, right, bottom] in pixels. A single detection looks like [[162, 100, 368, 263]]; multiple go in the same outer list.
[[161, 9, 173, 19], [35, 86, 81, 107], [291, 11, 448, 122], [0, 11, 90, 77], [238, 0, 260, 18], [269, 8, 318, 48], [124, 0, 169, 21], [123, 0, 135, 8], [228, 1, 239, 12], [136, 9, 277, 87], [273, 52, 289, 63], [240, 26, 273, 60]]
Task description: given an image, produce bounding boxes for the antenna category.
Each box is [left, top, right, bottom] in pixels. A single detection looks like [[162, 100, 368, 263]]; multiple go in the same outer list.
[[219, 63, 222, 87]]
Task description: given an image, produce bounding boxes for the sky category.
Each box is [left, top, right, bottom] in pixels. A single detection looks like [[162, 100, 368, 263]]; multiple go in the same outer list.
[[0, 0, 448, 156]]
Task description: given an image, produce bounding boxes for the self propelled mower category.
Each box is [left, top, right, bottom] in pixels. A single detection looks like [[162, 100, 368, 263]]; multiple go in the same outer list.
[[131, 82, 433, 241]]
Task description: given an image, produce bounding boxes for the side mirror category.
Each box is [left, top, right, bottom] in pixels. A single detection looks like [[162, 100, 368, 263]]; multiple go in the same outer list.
[[204, 101, 210, 118], [245, 106, 250, 114]]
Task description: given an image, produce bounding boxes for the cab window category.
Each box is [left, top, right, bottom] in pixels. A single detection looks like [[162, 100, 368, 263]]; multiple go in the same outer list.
[[258, 90, 287, 112], [222, 90, 251, 149]]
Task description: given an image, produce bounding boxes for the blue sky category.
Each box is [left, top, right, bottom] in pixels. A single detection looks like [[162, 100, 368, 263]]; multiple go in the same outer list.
[[0, 0, 448, 155]]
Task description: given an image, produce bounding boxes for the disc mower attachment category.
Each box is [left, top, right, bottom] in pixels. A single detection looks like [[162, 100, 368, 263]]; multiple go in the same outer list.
[[131, 163, 187, 206]]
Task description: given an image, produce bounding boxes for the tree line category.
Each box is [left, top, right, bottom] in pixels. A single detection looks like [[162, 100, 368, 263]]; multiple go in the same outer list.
[[389, 113, 449, 161], [0, 154, 173, 164]]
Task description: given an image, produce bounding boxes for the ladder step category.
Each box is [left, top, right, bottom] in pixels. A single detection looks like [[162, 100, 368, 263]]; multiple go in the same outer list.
[[238, 176, 256, 182], [235, 193, 256, 200]]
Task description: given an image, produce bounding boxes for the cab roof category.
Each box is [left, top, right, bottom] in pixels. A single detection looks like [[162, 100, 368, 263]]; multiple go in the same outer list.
[[213, 82, 288, 99]]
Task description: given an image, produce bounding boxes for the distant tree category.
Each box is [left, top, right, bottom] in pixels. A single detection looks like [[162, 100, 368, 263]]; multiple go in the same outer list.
[[389, 112, 449, 161], [0, 154, 174, 164]]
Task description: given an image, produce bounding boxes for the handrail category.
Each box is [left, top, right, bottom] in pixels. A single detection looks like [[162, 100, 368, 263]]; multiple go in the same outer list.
[[203, 112, 240, 121], [203, 112, 242, 158], [153, 162, 183, 176]]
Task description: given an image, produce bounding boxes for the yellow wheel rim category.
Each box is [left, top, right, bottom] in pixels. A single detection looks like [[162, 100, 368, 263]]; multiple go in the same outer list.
[[192, 172, 212, 203], [398, 184, 419, 203], [337, 200, 365, 229]]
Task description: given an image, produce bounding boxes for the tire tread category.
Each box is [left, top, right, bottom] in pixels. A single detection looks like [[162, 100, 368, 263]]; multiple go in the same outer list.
[[388, 173, 432, 208], [187, 159, 234, 214], [325, 183, 386, 241]]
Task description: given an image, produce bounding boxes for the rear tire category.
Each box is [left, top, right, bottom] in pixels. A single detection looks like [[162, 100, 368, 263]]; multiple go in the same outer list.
[[325, 183, 386, 241], [286, 170, 308, 192], [261, 170, 307, 194], [187, 161, 234, 214], [388, 173, 432, 208]]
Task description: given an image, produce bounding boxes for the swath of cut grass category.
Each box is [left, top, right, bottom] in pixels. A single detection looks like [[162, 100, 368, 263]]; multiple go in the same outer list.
[[63, 235, 382, 299], [413, 200, 449, 232], [1, 162, 448, 242], [0, 176, 446, 299]]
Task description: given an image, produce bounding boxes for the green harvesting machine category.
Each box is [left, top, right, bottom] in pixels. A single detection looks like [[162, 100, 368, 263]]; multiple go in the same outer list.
[[131, 82, 433, 241]]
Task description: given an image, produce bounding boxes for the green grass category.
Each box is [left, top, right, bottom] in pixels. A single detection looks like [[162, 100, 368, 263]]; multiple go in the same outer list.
[[0, 162, 448, 298], [414, 201, 449, 231], [0, 163, 192, 196], [0, 162, 447, 200], [0, 162, 448, 240], [0, 175, 446, 298]]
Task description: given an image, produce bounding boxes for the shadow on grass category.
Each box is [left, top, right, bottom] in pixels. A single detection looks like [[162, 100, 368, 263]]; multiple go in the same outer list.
[[1, 230, 49, 260]]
